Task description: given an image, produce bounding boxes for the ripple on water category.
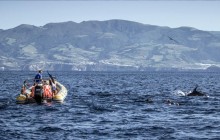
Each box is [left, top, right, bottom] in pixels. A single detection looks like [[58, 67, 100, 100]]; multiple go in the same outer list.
[[1, 71, 220, 139]]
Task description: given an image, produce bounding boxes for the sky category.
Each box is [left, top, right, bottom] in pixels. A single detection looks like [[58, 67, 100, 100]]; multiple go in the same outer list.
[[0, 0, 220, 31]]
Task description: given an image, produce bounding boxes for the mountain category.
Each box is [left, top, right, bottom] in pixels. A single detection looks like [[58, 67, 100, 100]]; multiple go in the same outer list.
[[0, 20, 220, 71], [206, 65, 220, 72]]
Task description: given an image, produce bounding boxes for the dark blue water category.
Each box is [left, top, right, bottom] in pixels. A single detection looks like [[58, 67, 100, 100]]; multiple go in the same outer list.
[[1, 71, 220, 139]]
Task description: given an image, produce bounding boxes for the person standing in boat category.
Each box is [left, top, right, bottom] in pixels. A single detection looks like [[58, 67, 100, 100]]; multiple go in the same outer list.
[[49, 79, 57, 97], [35, 70, 43, 84], [47, 71, 57, 97]]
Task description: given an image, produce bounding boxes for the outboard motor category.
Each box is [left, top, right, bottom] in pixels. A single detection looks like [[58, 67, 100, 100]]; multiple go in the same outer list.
[[34, 84, 43, 103]]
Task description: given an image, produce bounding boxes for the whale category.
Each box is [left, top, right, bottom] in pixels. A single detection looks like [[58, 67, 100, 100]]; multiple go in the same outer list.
[[187, 85, 206, 96]]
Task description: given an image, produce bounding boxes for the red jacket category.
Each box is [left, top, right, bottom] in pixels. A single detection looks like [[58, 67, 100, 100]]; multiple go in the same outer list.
[[43, 85, 53, 98]]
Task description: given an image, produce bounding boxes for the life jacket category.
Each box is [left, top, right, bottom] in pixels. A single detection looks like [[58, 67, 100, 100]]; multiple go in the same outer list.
[[43, 85, 52, 98], [30, 86, 35, 97]]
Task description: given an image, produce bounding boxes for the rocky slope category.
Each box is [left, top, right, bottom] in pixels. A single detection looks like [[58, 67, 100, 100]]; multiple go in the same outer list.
[[0, 20, 220, 71]]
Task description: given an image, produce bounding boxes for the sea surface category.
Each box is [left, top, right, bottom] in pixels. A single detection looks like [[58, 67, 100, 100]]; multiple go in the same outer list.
[[1, 71, 220, 140]]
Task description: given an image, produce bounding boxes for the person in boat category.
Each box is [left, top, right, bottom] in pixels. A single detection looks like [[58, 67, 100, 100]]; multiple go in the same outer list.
[[30, 83, 36, 98], [35, 70, 43, 84], [47, 71, 57, 96], [20, 80, 30, 98], [43, 80, 53, 99], [49, 79, 57, 96]]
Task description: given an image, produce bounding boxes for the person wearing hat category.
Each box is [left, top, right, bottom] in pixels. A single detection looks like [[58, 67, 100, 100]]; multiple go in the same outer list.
[[35, 70, 43, 83]]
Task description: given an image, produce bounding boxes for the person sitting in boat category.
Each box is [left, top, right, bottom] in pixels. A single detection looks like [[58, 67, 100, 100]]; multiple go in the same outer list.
[[35, 70, 43, 84], [49, 78, 57, 96], [30, 83, 36, 98], [43, 80, 53, 99], [20, 80, 29, 97]]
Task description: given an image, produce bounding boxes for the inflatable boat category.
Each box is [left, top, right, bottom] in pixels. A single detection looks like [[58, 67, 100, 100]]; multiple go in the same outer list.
[[16, 79, 68, 104]]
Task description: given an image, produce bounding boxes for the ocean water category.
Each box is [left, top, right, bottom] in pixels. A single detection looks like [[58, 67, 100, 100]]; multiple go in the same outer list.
[[1, 71, 220, 139]]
